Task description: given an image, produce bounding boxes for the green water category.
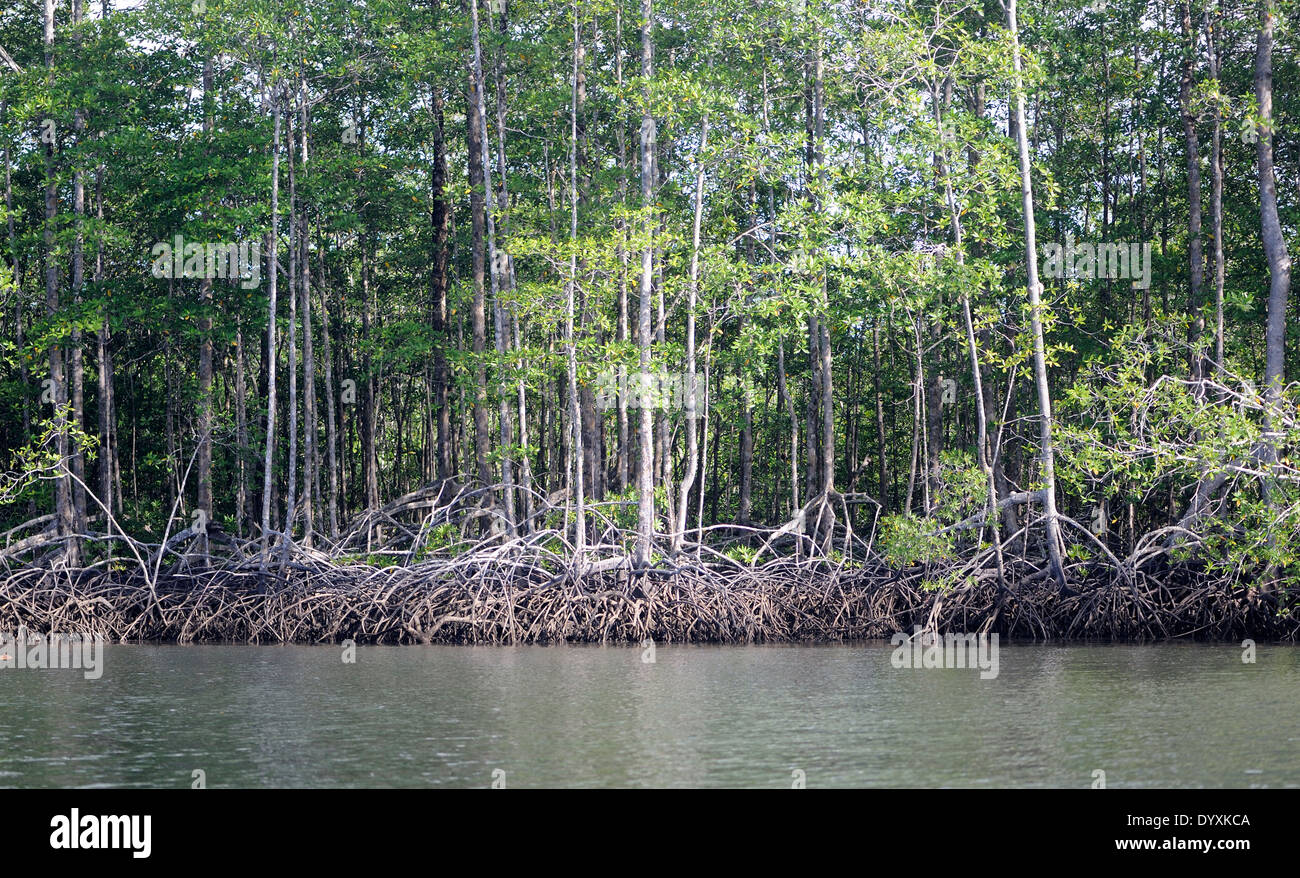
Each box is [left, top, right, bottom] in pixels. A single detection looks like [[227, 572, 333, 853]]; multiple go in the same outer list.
[[0, 643, 1296, 788]]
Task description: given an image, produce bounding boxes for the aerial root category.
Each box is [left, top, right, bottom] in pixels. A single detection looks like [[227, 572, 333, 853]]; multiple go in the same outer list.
[[0, 550, 1291, 644], [0, 483, 1290, 643]]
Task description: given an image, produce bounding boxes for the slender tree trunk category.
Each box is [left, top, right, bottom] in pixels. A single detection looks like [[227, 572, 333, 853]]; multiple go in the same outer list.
[[235, 318, 248, 537], [738, 331, 753, 522], [813, 35, 834, 507], [430, 91, 453, 482], [566, 0, 586, 554], [905, 316, 922, 517], [653, 143, 668, 497], [615, 0, 630, 493], [281, 104, 300, 566], [696, 308, 713, 544], [69, 0, 87, 544], [934, 82, 1004, 583], [466, 7, 493, 499], [299, 82, 315, 546], [1007, 0, 1066, 588], [472, 0, 516, 533], [320, 239, 339, 536], [1099, 16, 1112, 313], [196, 56, 214, 558], [361, 246, 379, 514], [763, 70, 797, 519], [634, 0, 656, 567], [924, 351, 943, 513], [44, 0, 76, 564], [1256, 0, 1291, 492], [805, 318, 820, 500], [673, 115, 708, 552], [492, 7, 534, 528], [1205, 4, 1225, 376], [873, 325, 887, 511], [5, 100, 37, 520], [1185, 1, 1229, 529], [1180, 1, 1206, 385], [572, 28, 604, 506], [259, 85, 282, 571]]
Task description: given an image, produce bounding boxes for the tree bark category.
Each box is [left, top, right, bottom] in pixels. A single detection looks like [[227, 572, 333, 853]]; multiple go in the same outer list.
[[615, 0, 630, 494], [1205, 3, 1224, 376], [1007, 0, 1067, 588], [1256, 0, 1291, 489], [70, 0, 86, 544], [44, 0, 77, 564], [425, 87, 453, 484], [566, 0, 586, 554], [259, 85, 282, 571], [1180, 1, 1206, 385], [673, 114, 708, 552], [299, 81, 315, 546], [281, 100, 300, 566], [466, 4, 493, 499], [634, 0, 656, 568], [471, 0, 516, 533], [873, 325, 888, 512], [196, 56, 214, 558]]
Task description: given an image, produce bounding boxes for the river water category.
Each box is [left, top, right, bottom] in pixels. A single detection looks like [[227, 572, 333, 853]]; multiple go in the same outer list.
[[0, 643, 1296, 788]]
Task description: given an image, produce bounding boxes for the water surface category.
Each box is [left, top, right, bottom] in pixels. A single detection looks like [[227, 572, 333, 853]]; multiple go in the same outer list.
[[0, 643, 1296, 788]]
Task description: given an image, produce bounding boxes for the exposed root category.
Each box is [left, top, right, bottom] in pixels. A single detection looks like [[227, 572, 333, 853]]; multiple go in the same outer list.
[[1, 481, 1293, 644], [0, 551, 1293, 645]]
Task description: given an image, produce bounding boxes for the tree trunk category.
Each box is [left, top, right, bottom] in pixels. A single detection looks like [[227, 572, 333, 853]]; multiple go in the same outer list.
[[320, 240, 339, 537], [777, 339, 799, 516], [673, 115, 708, 552], [6, 99, 37, 521], [235, 319, 248, 537], [813, 35, 834, 507], [282, 102, 300, 566], [259, 85, 282, 571], [44, 0, 77, 564], [1007, 0, 1067, 588], [1256, 0, 1291, 489], [492, 6, 534, 527], [299, 82, 315, 546], [933, 88, 1005, 584], [472, 0, 515, 533], [69, 0, 86, 544], [615, 0, 630, 493], [1205, 3, 1224, 376], [634, 0, 656, 568], [430, 90, 453, 483], [566, 0, 586, 554], [196, 56, 214, 558], [872, 325, 888, 511], [1180, 1, 1206, 385], [466, 8, 493, 498]]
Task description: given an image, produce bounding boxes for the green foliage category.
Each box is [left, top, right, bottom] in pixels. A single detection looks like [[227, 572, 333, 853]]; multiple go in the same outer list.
[[413, 522, 464, 561], [929, 451, 988, 529], [0, 0, 1295, 604], [723, 543, 759, 565], [880, 513, 954, 569]]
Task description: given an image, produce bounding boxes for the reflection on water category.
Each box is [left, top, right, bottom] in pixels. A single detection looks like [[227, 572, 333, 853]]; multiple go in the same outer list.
[[0, 643, 1296, 788]]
